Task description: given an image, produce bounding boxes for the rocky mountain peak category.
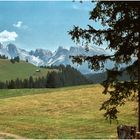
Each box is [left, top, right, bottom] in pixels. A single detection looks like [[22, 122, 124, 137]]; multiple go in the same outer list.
[[0, 43, 111, 74]]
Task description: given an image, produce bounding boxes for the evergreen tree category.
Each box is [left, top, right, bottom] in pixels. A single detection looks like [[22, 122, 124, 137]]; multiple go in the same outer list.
[[23, 79, 28, 88], [46, 72, 56, 88], [69, 1, 140, 129], [8, 80, 15, 89], [15, 78, 22, 88], [0, 65, 89, 89], [28, 76, 34, 88], [0, 54, 8, 59], [26, 59, 28, 63], [14, 56, 20, 62], [10, 58, 15, 63]]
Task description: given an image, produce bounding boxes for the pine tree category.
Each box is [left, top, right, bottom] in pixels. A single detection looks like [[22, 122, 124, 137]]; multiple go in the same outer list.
[[14, 56, 20, 62], [46, 72, 57, 88], [8, 80, 15, 89], [28, 76, 34, 88], [69, 1, 140, 130]]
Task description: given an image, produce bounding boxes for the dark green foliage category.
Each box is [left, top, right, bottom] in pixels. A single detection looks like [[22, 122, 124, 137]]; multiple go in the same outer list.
[[10, 58, 15, 63], [46, 65, 89, 88], [69, 1, 140, 126], [26, 59, 28, 63], [8, 80, 15, 89], [0, 65, 89, 89], [46, 72, 61, 88], [0, 54, 8, 59], [10, 56, 20, 63], [86, 66, 137, 84], [85, 72, 107, 84], [14, 56, 20, 62]]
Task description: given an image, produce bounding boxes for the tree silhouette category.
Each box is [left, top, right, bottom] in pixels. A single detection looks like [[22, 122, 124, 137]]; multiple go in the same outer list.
[[69, 1, 140, 130]]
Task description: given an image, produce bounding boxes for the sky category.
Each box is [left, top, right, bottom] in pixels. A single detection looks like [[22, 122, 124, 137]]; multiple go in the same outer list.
[[0, 1, 99, 51]]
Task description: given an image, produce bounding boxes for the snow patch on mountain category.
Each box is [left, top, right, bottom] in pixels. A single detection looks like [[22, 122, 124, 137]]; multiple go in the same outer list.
[[0, 43, 44, 66], [0, 43, 111, 74]]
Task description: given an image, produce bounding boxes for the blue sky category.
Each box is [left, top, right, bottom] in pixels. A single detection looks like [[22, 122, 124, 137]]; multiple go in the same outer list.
[[0, 1, 98, 51]]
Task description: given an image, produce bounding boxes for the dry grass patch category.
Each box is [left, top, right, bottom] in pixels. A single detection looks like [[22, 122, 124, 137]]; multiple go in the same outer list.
[[0, 84, 137, 138]]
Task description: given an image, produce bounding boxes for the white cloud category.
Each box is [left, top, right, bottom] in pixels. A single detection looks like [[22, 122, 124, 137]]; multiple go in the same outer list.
[[0, 30, 18, 42], [13, 21, 23, 28], [13, 21, 29, 29]]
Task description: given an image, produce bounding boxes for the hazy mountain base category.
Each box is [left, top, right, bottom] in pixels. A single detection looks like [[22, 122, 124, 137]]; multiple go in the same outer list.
[[86, 70, 137, 84]]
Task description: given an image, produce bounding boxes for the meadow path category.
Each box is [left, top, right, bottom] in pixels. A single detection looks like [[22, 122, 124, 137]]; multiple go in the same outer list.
[[0, 131, 26, 139]]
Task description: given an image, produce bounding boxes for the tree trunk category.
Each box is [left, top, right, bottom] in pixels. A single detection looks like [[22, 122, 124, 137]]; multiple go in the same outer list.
[[138, 30, 140, 131]]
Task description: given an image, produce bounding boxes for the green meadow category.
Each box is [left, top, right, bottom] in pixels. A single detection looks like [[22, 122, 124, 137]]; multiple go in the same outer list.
[[0, 84, 137, 139], [0, 59, 52, 82]]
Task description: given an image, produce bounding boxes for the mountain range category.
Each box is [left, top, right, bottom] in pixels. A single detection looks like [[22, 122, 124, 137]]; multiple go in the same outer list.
[[0, 43, 113, 74]]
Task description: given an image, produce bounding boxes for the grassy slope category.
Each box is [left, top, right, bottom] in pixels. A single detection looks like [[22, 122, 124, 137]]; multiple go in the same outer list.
[[0, 84, 137, 139], [0, 59, 51, 82]]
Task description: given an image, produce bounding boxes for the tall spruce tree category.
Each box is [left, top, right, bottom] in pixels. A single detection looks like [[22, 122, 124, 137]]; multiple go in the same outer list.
[[69, 1, 140, 130]]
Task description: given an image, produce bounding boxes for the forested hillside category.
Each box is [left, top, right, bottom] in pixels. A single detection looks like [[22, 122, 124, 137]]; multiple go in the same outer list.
[[86, 61, 137, 84], [0, 59, 89, 89]]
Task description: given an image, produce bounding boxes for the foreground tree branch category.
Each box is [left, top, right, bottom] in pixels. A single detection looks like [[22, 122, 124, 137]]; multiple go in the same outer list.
[[69, 1, 140, 130]]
